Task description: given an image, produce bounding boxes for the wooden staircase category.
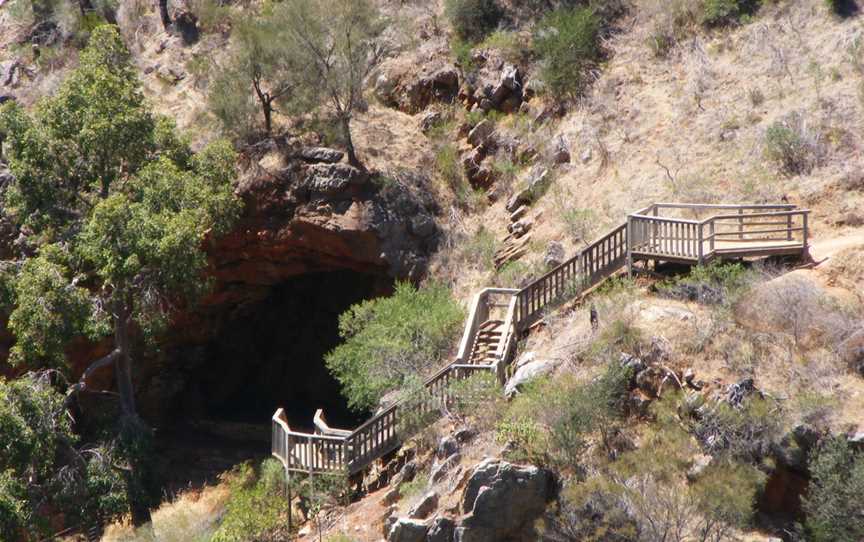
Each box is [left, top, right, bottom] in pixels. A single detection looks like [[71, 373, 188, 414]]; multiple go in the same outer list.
[[271, 202, 812, 477], [468, 320, 505, 365]]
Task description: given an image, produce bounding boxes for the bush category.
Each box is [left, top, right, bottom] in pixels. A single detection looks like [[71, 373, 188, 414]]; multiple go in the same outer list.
[[800, 436, 864, 542], [534, 7, 601, 99], [498, 363, 632, 471], [692, 395, 785, 460], [701, 0, 758, 27], [325, 282, 465, 411], [764, 113, 821, 175], [211, 461, 292, 542], [658, 262, 751, 306], [445, 0, 504, 41]]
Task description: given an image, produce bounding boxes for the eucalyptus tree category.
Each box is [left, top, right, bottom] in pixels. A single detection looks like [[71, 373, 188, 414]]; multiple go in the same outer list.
[[209, 9, 306, 138], [275, 0, 385, 169], [0, 27, 240, 520]]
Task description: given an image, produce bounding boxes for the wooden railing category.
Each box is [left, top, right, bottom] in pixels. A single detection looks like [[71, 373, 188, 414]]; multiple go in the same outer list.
[[628, 203, 809, 265], [272, 289, 519, 475], [516, 223, 627, 329], [272, 202, 811, 477]]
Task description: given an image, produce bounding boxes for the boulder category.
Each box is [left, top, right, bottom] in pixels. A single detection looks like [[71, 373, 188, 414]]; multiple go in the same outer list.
[[544, 241, 566, 269], [389, 518, 429, 542], [305, 163, 367, 195], [510, 205, 529, 223], [437, 436, 459, 460], [426, 517, 456, 542], [467, 120, 495, 148], [410, 214, 437, 239], [507, 219, 532, 238], [409, 491, 439, 520], [551, 139, 570, 164], [430, 453, 461, 484], [382, 486, 402, 506], [504, 358, 557, 397], [420, 111, 443, 134], [458, 459, 552, 541], [297, 147, 344, 164]]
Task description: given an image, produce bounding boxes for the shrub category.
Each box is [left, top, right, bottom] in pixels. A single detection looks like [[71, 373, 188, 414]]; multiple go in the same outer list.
[[326, 282, 465, 411], [701, 0, 758, 27], [692, 395, 785, 460], [534, 7, 602, 99], [800, 436, 864, 542], [445, 0, 504, 41], [211, 461, 292, 542], [498, 363, 632, 471], [658, 262, 751, 306], [604, 418, 764, 542], [764, 113, 821, 175]]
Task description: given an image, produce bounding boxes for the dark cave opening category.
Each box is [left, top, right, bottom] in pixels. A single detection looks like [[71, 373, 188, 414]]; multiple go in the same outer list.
[[188, 270, 392, 430]]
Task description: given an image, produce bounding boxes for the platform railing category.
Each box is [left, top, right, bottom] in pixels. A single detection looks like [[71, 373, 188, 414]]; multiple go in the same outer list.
[[272, 202, 811, 476]]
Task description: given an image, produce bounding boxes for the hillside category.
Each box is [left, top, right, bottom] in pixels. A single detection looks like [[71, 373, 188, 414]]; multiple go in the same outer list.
[[0, 0, 863, 541]]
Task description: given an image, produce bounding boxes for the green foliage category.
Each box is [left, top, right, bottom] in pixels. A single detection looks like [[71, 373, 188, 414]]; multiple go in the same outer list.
[[658, 262, 751, 306], [7, 251, 94, 369], [211, 461, 292, 542], [462, 227, 497, 271], [701, 0, 758, 27], [326, 282, 465, 411], [764, 113, 820, 175], [445, 0, 504, 42], [534, 7, 601, 99], [499, 363, 632, 472], [0, 374, 135, 539], [603, 416, 764, 542], [692, 395, 785, 460], [0, 25, 241, 366], [479, 30, 532, 64], [188, 0, 232, 32], [691, 460, 765, 540], [273, 0, 384, 167], [209, 10, 307, 138], [801, 436, 864, 542], [0, 471, 26, 540]]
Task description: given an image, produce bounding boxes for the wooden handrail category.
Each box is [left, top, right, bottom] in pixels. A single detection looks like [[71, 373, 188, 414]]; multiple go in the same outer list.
[[272, 201, 812, 476]]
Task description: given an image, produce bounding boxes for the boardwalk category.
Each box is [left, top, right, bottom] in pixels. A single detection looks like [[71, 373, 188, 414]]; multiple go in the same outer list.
[[271, 202, 810, 476]]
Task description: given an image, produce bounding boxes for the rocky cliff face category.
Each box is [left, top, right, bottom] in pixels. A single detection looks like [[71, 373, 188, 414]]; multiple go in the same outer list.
[[137, 141, 442, 424]]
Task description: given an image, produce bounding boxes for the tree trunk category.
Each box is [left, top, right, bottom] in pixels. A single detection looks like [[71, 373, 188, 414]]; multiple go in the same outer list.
[[339, 115, 363, 171], [114, 300, 137, 417], [158, 0, 171, 29]]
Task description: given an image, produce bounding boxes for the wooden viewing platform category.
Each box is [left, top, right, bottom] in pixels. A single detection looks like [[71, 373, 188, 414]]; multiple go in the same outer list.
[[271, 203, 810, 477]]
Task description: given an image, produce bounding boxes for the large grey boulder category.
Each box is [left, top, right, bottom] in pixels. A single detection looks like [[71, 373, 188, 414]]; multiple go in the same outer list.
[[297, 147, 344, 164], [457, 459, 552, 541], [389, 518, 429, 542], [504, 358, 558, 398], [426, 517, 456, 542], [409, 491, 439, 520], [305, 163, 366, 195], [467, 119, 495, 148]]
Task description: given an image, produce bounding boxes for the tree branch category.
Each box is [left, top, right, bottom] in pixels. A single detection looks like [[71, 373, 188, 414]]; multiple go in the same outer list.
[[64, 348, 121, 405]]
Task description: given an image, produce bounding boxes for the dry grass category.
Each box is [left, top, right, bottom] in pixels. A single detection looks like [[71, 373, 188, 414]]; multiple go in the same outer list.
[[101, 483, 230, 542]]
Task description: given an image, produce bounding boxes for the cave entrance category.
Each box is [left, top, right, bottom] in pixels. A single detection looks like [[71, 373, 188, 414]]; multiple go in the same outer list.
[[194, 270, 392, 429]]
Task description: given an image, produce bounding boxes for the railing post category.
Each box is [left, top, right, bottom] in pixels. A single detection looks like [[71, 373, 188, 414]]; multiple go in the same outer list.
[[802, 212, 808, 251], [709, 219, 715, 252], [738, 207, 744, 240], [626, 216, 633, 277], [697, 223, 704, 265], [786, 212, 793, 241]]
